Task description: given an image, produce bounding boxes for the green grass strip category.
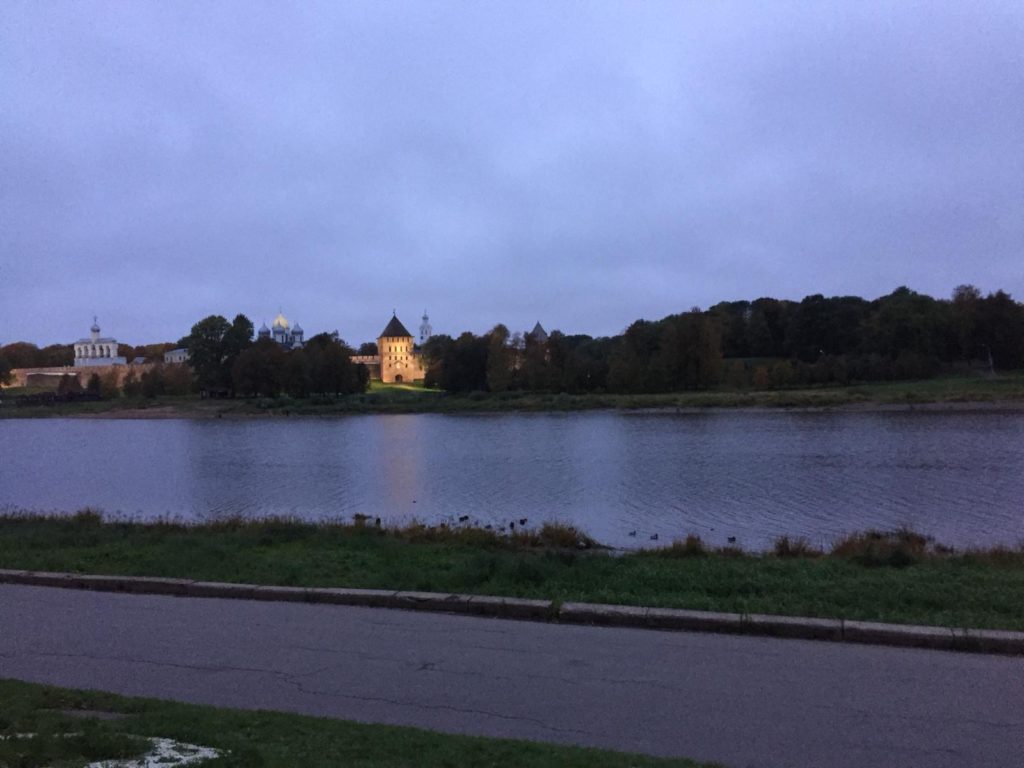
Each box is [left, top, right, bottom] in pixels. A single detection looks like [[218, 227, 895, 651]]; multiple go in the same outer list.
[[0, 678, 712, 767], [1, 515, 1023, 631]]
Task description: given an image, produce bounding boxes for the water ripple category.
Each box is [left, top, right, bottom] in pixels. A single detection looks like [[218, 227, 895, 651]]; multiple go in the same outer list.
[[1, 411, 1023, 550]]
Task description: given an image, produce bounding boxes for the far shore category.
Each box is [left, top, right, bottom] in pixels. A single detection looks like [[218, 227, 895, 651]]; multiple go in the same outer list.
[[2, 373, 1024, 419], [39, 398, 1024, 420]]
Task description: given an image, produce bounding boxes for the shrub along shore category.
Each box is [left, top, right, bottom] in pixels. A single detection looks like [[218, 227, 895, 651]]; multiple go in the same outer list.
[[3, 372, 1024, 418], [1, 512, 1022, 631]]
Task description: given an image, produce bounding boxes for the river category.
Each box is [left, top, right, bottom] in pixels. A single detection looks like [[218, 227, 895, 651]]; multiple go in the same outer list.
[[2, 410, 1022, 550]]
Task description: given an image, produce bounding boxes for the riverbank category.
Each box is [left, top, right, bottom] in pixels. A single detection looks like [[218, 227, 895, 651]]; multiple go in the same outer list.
[[0, 679, 708, 768], [2, 373, 1023, 418], [2, 513, 1022, 631]]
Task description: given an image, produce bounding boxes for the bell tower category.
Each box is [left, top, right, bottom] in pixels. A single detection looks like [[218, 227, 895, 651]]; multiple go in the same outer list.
[[419, 310, 432, 344]]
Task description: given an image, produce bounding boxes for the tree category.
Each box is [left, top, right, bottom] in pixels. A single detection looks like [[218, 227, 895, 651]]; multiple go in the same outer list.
[[975, 290, 1024, 370], [745, 298, 794, 358], [182, 314, 253, 395], [608, 320, 659, 393], [545, 330, 569, 391], [86, 373, 102, 396], [785, 294, 869, 361], [863, 286, 954, 363], [99, 370, 121, 399], [358, 342, 378, 356], [303, 333, 365, 395], [421, 335, 452, 389], [120, 342, 176, 364], [232, 339, 286, 397], [440, 332, 488, 393], [0, 342, 72, 369], [141, 367, 167, 398], [708, 301, 751, 358], [223, 315, 255, 377], [285, 349, 311, 398], [162, 364, 193, 396], [655, 312, 723, 390], [1, 343, 39, 369], [486, 324, 512, 392], [40, 344, 74, 366], [951, 284, 982, 360], [183, 315, 231, 392], [0, 353, 11, 386], [562, 336, 611, 392], [522, 330, 550, 391], [57, 373, 82, 395], [725, 360, 748, 389], [121, 370, 142, 397]]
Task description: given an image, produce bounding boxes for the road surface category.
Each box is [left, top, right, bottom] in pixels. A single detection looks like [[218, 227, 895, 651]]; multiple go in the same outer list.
[[0, 584, 1021, 767]]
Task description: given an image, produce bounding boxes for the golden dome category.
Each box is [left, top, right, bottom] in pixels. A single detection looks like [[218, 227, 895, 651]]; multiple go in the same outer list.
[[272, 312, 289, 330]]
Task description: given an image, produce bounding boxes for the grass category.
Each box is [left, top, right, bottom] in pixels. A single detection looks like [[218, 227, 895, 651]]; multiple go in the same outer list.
[[2, 373, 1024, 418], [0, 678, 713, 767], [2, 513, 1023, 631]]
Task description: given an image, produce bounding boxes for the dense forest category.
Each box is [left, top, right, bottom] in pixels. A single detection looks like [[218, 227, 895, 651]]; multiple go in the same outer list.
[[422, 285, 1024, 394], [2, 285, 1022, 396]]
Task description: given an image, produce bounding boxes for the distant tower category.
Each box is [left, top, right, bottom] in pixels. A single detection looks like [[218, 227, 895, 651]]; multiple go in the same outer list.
[[378, 312, 424, 383], [419, 310, 432, 344], [529, 322, 548, 344]]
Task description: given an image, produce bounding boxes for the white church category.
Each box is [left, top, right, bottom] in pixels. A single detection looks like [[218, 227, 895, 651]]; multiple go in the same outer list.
[[73, 318, 127, 366]]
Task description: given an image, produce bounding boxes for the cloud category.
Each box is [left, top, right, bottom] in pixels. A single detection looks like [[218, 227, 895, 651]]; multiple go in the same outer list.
[[2, 0, 1022, 346]]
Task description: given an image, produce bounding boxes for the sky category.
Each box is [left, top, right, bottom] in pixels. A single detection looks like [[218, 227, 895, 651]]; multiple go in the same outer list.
[[2, 1, 1022, 347]]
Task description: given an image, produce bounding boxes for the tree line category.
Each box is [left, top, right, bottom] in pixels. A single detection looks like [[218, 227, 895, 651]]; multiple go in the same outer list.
[[423, 285, 1024, 394], [180, 314, 368, 398], [3, 285, 1022, 396], [1, 312, 370, 398]]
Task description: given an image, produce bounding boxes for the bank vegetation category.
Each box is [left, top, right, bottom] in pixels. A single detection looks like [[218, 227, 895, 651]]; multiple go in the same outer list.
[[2, 512, 1022, 631]]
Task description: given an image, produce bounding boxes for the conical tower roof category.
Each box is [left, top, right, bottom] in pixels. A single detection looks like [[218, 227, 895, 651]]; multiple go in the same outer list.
[[379, 314, 413, 338]]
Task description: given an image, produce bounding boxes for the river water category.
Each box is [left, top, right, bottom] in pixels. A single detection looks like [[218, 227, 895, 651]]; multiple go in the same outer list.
[[2, 411, 1022, 550]]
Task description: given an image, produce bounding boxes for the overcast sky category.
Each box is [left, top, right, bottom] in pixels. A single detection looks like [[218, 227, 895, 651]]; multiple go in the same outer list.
[[2, 1, 1022, 346]]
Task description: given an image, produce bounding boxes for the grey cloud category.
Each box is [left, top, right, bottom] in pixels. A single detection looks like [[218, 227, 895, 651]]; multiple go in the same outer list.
[[2, 1, 1021, 346]]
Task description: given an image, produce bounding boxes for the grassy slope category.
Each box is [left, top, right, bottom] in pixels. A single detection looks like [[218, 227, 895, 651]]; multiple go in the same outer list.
[[1, 516, 1023, 630], [0, 679, 712, 768], [2, 373, 1024, 417]]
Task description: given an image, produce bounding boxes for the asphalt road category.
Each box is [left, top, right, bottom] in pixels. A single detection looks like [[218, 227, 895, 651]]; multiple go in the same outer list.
[[1, 584, 1021, 768]]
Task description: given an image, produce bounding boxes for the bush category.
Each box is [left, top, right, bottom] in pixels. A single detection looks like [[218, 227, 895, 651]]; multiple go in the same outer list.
[[535, 522, 596, 549], [831, 528, 930, 567], [773, 536, 821, 558], [655, 533, 708, 558]]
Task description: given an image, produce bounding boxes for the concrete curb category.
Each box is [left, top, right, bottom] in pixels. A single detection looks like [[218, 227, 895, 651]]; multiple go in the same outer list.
[[1, 568, 1021, 656]]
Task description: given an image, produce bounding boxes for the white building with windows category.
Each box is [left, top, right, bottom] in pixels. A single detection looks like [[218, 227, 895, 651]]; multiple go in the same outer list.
[[74, 318, 127, 367], [164, 348, 189, 364]]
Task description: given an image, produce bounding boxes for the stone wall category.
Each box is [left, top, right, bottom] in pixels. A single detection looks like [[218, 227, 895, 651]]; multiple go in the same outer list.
[[6, 363, 158, 389]]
